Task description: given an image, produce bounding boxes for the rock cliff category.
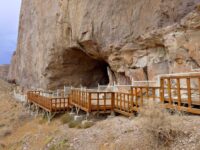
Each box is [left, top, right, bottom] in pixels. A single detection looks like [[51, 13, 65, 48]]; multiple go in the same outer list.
[[0, 64, 9, 80], [9, 0, 200, 89]]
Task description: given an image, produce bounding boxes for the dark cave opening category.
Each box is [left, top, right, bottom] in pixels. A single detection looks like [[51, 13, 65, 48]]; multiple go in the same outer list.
[[58, 48, 109, 88]]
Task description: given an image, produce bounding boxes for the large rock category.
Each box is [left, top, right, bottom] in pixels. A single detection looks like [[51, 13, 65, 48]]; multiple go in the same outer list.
[[0, 64, 9, 80], [8, 0, 200, 90]]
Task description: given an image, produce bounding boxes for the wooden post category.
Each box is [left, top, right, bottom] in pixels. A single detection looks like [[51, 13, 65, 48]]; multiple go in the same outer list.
[[97, 93, 100, 111], [128, 94, 130, 113], [88, 93, 92, 112], [198, 78, 200, 104], [177, 78, 181, 107], [116, 93, 119, 108], [146, 87, 149, 100], [131, 87, 134, 113], [123, 93, 125, 110], [111, 92, 115, 111], [135, 88, 138, 108], [187, 78, 192, 108], [167, 78, 172, 105], [120, 93, 122, 110], [104, 93, 106, 112], [152, 88, 155, 101], [140, 88, 143, 106], [60, 98, 61, 111], [160, 78, 164, 102], [50, 99, 52, 112]]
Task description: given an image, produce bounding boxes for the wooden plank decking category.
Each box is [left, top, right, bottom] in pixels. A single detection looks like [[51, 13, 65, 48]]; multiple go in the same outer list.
[[26, 75, 200, 118], [27, 91, 69, 113]]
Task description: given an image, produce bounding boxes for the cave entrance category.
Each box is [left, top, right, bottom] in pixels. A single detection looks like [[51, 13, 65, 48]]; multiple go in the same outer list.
[[61, 48, 109, 88]]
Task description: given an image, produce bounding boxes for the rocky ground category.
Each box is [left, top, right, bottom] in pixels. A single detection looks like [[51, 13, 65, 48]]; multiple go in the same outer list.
[[0, 79, 200, 150]]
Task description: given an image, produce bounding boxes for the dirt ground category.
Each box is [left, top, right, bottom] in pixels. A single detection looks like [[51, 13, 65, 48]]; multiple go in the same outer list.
[[0, 79, 200, 150]]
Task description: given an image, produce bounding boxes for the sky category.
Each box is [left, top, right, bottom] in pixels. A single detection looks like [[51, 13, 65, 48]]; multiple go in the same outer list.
[[0, 0, 21, 64]]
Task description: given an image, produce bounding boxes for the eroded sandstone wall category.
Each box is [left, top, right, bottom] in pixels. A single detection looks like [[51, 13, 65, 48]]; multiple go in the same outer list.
[[9, 0, 200, 89], [0, 64, 9, 80]]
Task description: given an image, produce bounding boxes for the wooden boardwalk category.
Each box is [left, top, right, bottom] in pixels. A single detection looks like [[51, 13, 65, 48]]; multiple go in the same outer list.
[[160, 75, 200, 115], [27, 91, 69, 112], [70, 89, 114, 114], [26, 75, 200, 119]]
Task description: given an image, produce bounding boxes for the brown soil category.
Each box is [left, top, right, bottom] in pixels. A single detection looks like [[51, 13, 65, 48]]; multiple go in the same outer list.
[[0, 79, 200, 150]]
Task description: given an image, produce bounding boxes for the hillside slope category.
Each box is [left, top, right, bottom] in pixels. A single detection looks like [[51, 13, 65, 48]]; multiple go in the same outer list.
[[0, 80, 200, 150]]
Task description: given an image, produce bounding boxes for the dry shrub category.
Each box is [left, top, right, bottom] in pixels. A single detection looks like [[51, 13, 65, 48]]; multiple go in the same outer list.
[[0, 129, 12, 138], [68, 120, 81, 128], [0, 124, 5, 128], [81, 120, 94, 129], [138, 102, 186, 149], [61, 113, 94, 129], [60, 113, 73, 124], [49, 139, 70, 150]]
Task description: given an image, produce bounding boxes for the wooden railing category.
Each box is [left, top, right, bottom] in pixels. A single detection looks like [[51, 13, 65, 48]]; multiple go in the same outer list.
[[70, 89, 114, 113], [131, 86, 161, 105], [160, 76, 200, 114], [27, 75, 200, 116], [27, 91, 69, 112], [114, 92, 133, 116]]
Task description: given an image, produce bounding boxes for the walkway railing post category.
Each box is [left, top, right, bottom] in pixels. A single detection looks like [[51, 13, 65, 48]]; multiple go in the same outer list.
[[160, 78, 164, 102], [131, 87, 134, 113], [88, 93, 92, 112], [111, 92, 115, 111]]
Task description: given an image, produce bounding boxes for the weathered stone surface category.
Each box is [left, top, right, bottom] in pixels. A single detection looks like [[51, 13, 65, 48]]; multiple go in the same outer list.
[[0, 64, 9, 80], [8, 0, 200, 89]]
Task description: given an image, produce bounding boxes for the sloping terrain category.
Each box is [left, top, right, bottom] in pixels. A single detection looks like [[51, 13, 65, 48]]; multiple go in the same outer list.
[[0, 79, 200, 150]]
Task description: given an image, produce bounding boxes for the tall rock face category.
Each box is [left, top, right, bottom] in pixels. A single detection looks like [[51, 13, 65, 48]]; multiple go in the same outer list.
[[9, 0, 200, 90], [0, 65, 9, 80]]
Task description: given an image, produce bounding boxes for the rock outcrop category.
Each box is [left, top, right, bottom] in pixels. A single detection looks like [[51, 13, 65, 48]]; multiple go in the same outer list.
[[9, 0, 200, 90], [0, 64, 9, 80]]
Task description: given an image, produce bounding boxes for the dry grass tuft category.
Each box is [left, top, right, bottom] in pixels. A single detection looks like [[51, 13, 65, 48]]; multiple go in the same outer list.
[[49, 139, 70, 150], [0, 129, 12, 138], [60, 113, 94, 129], [81, 120, 94, 129], [68, 120, 81, 128], [60, 113, 73, 124], [137, 102, 187, 148]]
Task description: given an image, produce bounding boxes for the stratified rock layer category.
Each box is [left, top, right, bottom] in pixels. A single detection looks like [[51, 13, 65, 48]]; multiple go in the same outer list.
[[9, 0, 200, 89]]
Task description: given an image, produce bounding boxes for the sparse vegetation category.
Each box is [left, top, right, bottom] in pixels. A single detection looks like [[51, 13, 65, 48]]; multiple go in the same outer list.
[[60, 113, 73, 124], [49, 139, 70, 150], [0, 129, 12, 138], [60, 113, 94, 129], [81, 120, 94, 129], [68, 120, 81, 128], [38, 117, 48, 124], [45, 136, 54, 145], [0, 79, 200, 150], [137, 103, 188, 149], [0, 124, 5, 128]]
